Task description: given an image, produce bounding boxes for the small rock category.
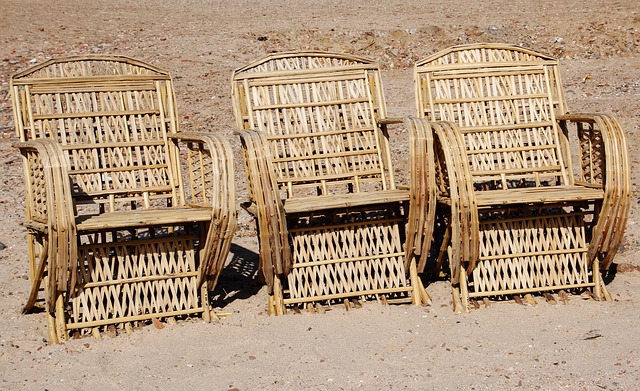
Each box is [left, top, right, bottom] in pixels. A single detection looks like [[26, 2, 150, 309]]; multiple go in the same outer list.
[[151, 318, 165, 330], [582, 329, 603, 340]]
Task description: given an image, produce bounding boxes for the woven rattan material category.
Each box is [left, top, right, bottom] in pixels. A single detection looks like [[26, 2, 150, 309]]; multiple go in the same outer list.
[[414, 43, 630, 311], [11, 55, 236, 342], [233, 52, 433, 313]]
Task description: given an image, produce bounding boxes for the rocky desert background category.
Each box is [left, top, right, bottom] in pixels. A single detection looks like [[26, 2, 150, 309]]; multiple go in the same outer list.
[[1, 0, 639, 389]]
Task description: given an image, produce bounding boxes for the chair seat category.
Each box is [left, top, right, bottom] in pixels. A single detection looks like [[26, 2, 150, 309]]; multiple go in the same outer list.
[[283, 189, 410, 214], [474, 185, 604, 207], [76, 206, 213, 231]]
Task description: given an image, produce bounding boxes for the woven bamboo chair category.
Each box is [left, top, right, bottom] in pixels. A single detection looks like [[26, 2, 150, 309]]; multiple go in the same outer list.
[[413, 43, 630, 311], [11, 55, 237, 342], [232, 52, 433, 314]]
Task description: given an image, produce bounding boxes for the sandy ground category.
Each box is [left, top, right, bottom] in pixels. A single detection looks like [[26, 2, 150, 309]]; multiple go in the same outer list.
[[1, 0, 639, 389]]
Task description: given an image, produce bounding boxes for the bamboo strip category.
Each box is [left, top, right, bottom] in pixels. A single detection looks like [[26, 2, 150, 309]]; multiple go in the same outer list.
[[81, 271, 198, 288], [290, 252, 405, 268], [66, 307, 204, 330], [283, 286, 414, 305], [468, 282, 595, 298], [478, 247, 588, 261], [33, 109, 159, 120], [253, 96, 369, 110], [265, 125, 374, 140]]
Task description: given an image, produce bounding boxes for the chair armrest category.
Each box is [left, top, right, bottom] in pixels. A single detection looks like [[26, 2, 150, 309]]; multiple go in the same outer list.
[[557, 113, 631, 269], [430, 120, 480, 282], [404, 117, 437, 272], [556, 113, 628, 186], [169, 131, 236, 213], [14, 139, 78, 300], [168, 132, 238, 284], [378, 117, 404, 125], [236, 129, 291, 289]]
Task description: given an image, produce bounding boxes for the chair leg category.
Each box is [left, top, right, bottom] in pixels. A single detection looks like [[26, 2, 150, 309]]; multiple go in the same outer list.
[[273, 275, 285, 316], [201, 285, 211, 322], [593, 258, 603, 300], [409, 258, 432, 306], [267, 294, 276, 316], [435, 224, 452, 279], [451, 284, 463, 313], [47, 312, 58, 345], [459, 268, 470, 313], [592, 259, 612, 301], [417, 277, 432, 306], [601, 280, 613, 302], [409, 258, 421, 306], [27, 232, 37, 282], [55, 293, 67, 342]]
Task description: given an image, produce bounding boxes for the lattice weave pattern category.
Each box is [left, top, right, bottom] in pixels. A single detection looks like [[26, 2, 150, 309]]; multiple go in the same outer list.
[[472, 212, 590, 296], [244, 69, 391, 198], [287, 213, 408, 301], [418, 51, 567, 189]]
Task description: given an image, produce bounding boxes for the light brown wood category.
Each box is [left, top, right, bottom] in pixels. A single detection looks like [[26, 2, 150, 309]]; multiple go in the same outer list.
[[414, 43, 630, 309], [11, 55, 237, 342], [232, 52, 433, 313]]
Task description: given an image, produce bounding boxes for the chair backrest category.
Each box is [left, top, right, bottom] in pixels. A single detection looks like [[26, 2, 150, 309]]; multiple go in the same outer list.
[[11, 55, 182, 213], [415, 43, 572, 190], [232, 52, 396, 199]]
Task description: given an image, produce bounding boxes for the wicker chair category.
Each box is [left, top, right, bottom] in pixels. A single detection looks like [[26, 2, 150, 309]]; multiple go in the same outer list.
[[232, 52, 433, 314], [413, 43, 630, 311], [11, 55, 237, 342]]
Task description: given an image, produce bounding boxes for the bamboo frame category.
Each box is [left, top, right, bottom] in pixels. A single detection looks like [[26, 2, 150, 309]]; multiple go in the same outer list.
[[11, 55, 237, 342], [414, 43, 630, 310], [232, 52, 433, 313]]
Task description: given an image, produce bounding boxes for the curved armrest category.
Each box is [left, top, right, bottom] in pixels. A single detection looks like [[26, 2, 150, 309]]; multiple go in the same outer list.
[[168, 132, 238, 286], [14, 139, 78, 307], [430, 121, 480, 283], [235, 129, 291, 292], [378, 117, 404, 125], [557, 113, 631, 269], [404, 117, 437, 273]]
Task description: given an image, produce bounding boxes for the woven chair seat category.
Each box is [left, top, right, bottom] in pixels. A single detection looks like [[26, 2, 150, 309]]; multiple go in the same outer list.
[[473, 185, 604, 207], [75, 207, 213, 231], [283, 189, 410, 214]]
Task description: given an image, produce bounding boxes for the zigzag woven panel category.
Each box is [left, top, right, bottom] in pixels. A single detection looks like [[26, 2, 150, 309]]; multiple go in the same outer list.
[[68, 228, 202, 329], [286, 214, 409, 303], [470, 211, 592, 297]]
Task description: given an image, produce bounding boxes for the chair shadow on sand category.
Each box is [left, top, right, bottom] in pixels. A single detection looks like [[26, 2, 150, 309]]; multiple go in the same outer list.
[[209, 243, 263, 308]]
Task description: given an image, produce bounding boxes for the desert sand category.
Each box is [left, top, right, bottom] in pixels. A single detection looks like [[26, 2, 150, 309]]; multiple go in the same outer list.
[[1, 0, 639, 389]]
